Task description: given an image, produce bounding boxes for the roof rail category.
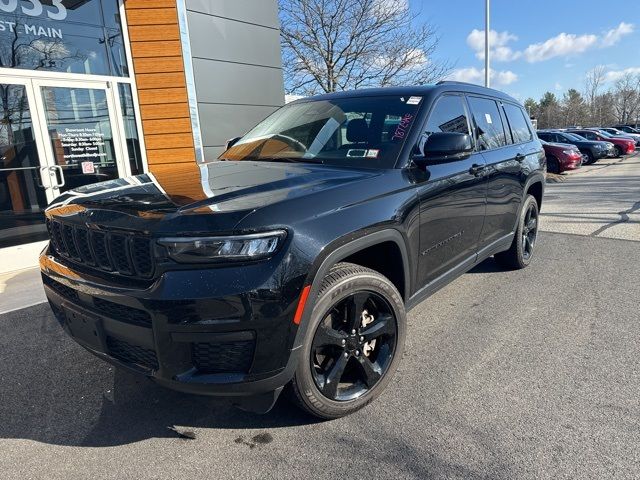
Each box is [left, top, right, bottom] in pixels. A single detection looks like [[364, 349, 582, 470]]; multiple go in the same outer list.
[[436, 80, 476, 86]]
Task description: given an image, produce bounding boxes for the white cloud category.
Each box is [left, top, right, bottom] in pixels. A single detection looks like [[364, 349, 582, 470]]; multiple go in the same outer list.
[[467, 29, 521, 62], [554, 82, 562, 91], [524, 33, 598, 62], [604, 67, 640, 82], [522, 22, 634, 63], [447, 67, 518, 86], [602, 22, 634, 47], [467, 23, 635, 65]]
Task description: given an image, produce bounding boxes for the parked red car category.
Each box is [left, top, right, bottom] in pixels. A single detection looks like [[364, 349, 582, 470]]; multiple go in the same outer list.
[[540, 139, 583, 173], [568, 129, 635, 157]]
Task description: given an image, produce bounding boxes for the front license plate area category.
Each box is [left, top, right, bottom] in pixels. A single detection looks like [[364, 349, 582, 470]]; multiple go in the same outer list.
[[63, 305, 106, 352]]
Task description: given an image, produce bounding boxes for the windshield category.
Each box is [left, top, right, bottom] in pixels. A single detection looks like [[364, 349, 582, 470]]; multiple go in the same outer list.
[[595, 130, 612, 138], [220, 95, 423, 168]]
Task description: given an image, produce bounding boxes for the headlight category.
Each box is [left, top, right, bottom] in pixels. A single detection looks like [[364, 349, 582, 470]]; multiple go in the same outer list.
[[562, 149, 577, 155], [158, 230, 287, 263]]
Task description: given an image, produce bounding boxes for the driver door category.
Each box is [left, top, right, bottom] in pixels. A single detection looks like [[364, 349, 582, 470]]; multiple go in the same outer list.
[[416, 94, 487, 290]]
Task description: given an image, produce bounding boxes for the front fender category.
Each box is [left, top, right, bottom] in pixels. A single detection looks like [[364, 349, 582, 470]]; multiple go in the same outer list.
[[291, 228, 410, 351]]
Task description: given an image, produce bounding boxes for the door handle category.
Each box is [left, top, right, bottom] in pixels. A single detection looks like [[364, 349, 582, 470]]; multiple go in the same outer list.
[[515, 153, 526, 162], [49, 165, 65, 188], [469, 164, 486, 176]]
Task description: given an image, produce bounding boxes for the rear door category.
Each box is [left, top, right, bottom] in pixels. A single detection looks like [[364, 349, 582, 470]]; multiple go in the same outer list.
[[466, 96, 525, 251], [416, 94, 487, 288]]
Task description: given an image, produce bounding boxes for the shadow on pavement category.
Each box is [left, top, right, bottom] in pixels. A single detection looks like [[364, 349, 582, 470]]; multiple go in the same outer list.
[[468, 256, 503, 274], [0, 303, 317, 447]]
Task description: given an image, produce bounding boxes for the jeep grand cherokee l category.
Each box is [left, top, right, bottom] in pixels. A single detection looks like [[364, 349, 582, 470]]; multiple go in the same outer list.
[[41, 82, 545, 419]]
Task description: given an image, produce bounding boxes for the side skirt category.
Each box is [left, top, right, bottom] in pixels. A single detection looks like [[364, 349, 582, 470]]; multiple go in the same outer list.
[[406, 232, 514, 311]]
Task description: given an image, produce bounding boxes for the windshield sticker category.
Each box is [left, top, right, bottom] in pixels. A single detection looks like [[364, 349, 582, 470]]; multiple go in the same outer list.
[[392, 113, 414, 141], [406, 96, 422, 105], [485, 113, 493, 124], [346, 149, 367, 157], [366, 149, 380, 158]]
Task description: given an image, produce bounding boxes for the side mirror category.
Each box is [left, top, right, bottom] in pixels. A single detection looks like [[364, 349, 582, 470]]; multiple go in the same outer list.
[[413, 132, 473, 166], [225, 136, 242, 150]]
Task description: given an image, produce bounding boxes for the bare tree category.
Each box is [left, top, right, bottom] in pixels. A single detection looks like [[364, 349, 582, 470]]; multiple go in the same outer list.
[[612, 72, 640, 124], [584, 66, 606, 125], [279, 0, 451, 95]]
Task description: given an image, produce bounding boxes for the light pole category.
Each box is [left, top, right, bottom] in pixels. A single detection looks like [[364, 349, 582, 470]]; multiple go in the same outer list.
[[485, 0, 490, 88]]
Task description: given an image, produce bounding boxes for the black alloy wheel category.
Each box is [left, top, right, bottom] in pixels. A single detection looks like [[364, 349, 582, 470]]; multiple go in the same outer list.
[[310, 291, 397, 401], [289, 262, 406, 419], [494, 194, 539, 270], [521, 202, 538, 261]]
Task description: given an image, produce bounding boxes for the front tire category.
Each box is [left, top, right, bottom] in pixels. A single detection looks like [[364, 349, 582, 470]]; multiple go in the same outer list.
[[585, 151, 595, 164], [495, 195, 539, 270], [290, 262, 406, 419], [615, 145, 623, 157]]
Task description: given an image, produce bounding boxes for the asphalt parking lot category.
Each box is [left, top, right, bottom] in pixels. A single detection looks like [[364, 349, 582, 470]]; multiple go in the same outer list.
[[1, 155, 639, 480]]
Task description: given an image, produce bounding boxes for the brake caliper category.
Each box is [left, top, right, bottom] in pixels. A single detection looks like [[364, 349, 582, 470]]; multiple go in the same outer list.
[[360, 309, 376, 357]]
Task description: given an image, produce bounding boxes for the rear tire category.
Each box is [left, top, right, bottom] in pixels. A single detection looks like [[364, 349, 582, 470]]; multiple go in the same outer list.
[[546, 156, 560, 174], [290, 262, 406, 419], [495, 195, 539, 270]]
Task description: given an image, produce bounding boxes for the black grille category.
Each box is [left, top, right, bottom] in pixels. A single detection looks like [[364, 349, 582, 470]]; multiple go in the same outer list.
[[43, 276, 152, 327], [74, 228, 95, 265], [131, 237, 154, 277], [43, 276, 79, 302], [192, 339, 255, 374], [107, 336, 158, 370], [93, 297, 152, 327], [47, 219, 154, 279]]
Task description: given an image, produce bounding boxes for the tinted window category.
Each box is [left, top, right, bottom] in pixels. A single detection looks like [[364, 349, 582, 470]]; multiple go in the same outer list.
[[565, 132, 585, 141], [424, 95, 471, 136], [222, 95, 422, 169], [577, 131, 596, 140], [467, 96, 507, 150], [537, 132, 552, 142], [503, 103, 532, 143], [557, 133, 574, 143]]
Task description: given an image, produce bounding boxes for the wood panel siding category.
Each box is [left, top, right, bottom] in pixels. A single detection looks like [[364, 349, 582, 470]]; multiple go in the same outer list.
[[124, 0, 197, 171]]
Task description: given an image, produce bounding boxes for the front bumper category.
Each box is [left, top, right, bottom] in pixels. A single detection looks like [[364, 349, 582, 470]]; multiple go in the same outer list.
[[40, 250, 302, 399]]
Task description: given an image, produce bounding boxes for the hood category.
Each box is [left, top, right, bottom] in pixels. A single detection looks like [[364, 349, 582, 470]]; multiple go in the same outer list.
[[46, 160, 379, 234]]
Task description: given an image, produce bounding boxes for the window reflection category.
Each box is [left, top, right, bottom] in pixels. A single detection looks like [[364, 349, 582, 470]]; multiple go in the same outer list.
[[0, 84, 48, 248], [118, 83, 143, 175], [0, 1, 128, 77]]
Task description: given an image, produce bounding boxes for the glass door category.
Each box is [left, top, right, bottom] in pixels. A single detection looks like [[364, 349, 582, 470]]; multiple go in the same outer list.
[[0, 76, 131, 249], [32, 78, 130, 198], [0, 79, 51, 248]]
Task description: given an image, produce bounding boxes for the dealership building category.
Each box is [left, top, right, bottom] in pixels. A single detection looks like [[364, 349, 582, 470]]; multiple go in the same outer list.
[[0, 0, 284, 273]]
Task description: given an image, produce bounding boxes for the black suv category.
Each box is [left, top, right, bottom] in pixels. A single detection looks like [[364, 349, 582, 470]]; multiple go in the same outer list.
[[41, 82, 545, 419]]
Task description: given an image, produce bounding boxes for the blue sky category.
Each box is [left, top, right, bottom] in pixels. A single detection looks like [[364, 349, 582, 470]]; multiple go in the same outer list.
[[413, 0, 640, 101]]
